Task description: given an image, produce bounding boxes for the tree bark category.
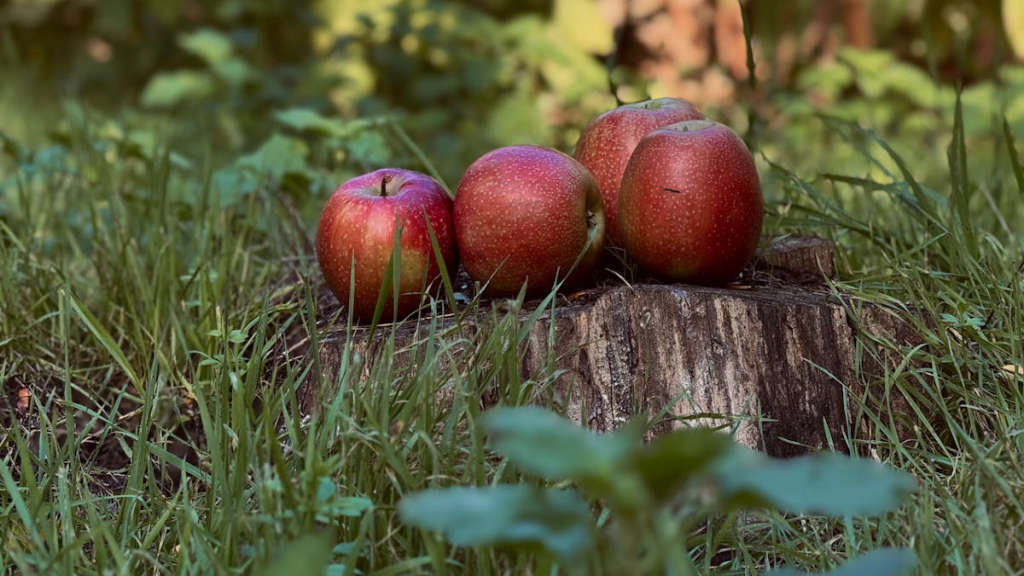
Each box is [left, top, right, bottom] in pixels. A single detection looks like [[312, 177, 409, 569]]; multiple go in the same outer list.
[[307, 236, 916, 456], [840, 0, 873, 47]]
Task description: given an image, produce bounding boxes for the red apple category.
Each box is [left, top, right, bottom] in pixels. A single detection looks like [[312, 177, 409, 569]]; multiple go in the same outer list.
[[574, 98, 704, 245], [618, 120, 762, 284], [316, 168, 457, 319], [454, 146, 604, 297]]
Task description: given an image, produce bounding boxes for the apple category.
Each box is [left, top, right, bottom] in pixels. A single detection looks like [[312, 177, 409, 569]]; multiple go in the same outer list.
[[454, 145, 605, 297], [316, 168, 457, 319], [618, 120, 762, 284], [574, 98, 704, 245]]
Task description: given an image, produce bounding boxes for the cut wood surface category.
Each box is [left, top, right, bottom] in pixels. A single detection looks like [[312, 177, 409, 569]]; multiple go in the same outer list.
[[307, 236, 914, 456]]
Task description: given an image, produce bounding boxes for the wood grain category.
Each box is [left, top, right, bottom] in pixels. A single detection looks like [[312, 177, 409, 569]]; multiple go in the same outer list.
[[306, 236, 915, 455]]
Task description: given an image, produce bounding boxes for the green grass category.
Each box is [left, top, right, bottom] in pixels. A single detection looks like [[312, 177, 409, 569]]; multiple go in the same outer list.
[[1, 95, 1023, 575]]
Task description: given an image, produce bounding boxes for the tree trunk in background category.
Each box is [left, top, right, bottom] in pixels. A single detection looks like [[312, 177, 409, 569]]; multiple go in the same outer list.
[[840, 0, 874, 47], [714, 0, 749, 79], [595, 0, 878, 106]]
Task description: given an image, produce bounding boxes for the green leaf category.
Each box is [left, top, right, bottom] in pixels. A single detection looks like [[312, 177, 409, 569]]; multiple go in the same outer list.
[[212, 167, 260, 206], [238, 134, 309, 179], [316, 477, 336, 503], [332, 497, 373, 517], [482, 406, 635, 485], [767, 548, 916, 576], [796, 62, 854, 100], [629, 428, 734, 501], [839, 48, 894, 99], [315, 496, 373, 522], [140, 70, 215, 108], [398, 485, 594, 562], [274, 109, 392, 139], [314, 478, 372, 521], [275, 108, 352, 136], [345, 130, 391, 167], [716, 451, 916, 517], [179, 28, 234, 64], [255, 533, 334, 576], [882, 62, 943, 108], [211, 58, 253, 85]]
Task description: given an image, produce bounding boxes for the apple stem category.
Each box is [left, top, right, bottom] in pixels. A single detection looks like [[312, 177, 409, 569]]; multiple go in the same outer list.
[[381, 176, 390, 197]]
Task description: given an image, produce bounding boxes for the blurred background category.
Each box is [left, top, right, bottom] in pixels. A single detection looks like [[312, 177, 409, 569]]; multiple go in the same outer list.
[[1, 0, 1023, 191]]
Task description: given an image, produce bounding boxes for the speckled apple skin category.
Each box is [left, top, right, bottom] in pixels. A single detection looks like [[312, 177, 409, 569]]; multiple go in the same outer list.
[[316, 168, 457, 319], [618, 121, 762, 284], [454, 145, 605, 297], [574, 98, 703, 245]]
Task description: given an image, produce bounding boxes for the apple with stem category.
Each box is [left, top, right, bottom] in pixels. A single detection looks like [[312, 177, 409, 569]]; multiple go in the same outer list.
[[454, 145, 605, 297], [316, 168, 457, 320], [618, 120, 762, 284], [574, 98, 704, 245]]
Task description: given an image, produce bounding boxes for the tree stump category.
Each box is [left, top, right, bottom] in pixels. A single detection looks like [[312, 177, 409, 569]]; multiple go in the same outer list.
[[308, 236, 913, 456]]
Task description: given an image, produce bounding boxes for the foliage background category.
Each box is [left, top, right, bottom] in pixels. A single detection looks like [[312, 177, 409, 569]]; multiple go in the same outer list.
[[2, 0, 1022, 182], [5, 0, 1024, 270]]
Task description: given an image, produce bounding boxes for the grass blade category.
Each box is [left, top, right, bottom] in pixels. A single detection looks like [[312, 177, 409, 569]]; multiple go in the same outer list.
[[0, 456, 46, 552], [389, 121, 453, 199], [947, 86, 977, 255], [1003, 118, 1024, 197], [65, 290, 143, 394]]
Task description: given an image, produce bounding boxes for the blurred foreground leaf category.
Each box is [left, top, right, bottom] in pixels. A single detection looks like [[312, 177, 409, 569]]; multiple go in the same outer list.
[[767, 548, 916, 576], [482, 406, 636, 486], [717, 451, 917, 516], [399, 485, 594, 562], [629, 428, 734, 502]]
